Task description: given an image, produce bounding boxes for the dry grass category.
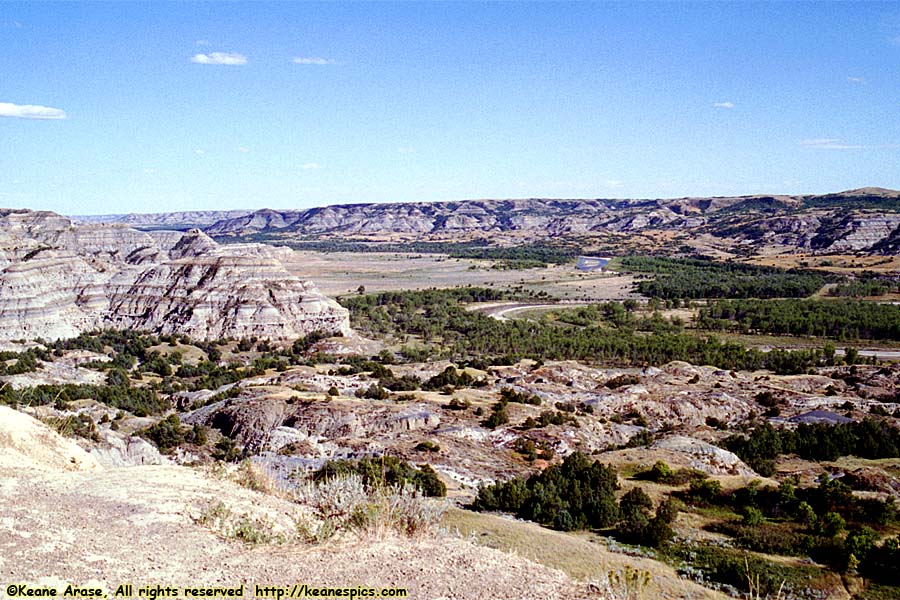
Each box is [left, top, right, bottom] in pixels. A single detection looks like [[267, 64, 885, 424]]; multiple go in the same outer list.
[[282, 249, 640, 300], [442, 507, 728, 600], [748, 253, 900, 274], [232, 459, 287, 497], [291, 474, 447, 542], [146, 342, 208, 364], [827, 456, 900, 475], [198, 466, 447, 545]]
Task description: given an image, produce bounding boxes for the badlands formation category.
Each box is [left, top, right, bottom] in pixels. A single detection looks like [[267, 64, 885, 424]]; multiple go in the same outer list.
[[0, 209, 350, 343], [197, 188, 900, 255]]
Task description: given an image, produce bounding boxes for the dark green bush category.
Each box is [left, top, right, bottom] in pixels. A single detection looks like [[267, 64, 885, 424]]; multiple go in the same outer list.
[[685, 479, 723, 505], [415, 441, 440, 453], [634, 461, 708, 486], [483, 405, 510, 429], [139, 414, 185, 452], [499, 388, 542, 405], [423, 366, 474, 391], [473, 452, 620, 531]]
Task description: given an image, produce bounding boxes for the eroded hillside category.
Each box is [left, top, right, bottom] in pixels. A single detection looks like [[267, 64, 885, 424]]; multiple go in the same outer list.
[[0, 210, 350, 342], [198, 188, 900, 257]]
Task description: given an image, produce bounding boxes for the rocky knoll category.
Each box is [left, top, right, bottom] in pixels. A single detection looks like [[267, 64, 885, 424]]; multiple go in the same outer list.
[[0, 210, 350, 342]]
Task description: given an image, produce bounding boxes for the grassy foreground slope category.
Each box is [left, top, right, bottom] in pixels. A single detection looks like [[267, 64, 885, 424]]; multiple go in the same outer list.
[[0, 406, 594, 600]]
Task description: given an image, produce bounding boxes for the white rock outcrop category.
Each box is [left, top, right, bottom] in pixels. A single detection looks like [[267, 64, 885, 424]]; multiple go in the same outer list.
[[0, 211, 350, 342], [652, 435, 756, 476]]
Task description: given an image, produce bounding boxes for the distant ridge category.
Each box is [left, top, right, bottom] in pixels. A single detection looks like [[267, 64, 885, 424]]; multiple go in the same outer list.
[[821, 187, 900, 198], [65, 188, 900, 227], [71, 209, 252, 228], [58, 188, 900, 256], [191, 189, 900, 255]]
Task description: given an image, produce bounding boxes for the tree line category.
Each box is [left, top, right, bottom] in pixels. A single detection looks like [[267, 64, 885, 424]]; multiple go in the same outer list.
[[699, 298, 900, 341], [828, 277, 900, 298], [221, 236, 581, 268], [618, 255, 836, 299], [723, 419, 900, 476], [342, 288, 846, 374]]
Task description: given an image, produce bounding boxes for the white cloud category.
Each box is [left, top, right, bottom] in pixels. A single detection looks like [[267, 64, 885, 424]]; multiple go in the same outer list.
[[800, 138, 864, 150], [712, 101, 735, 109], [194, 149, 206, 155], [0, 102, 67, 120], [801, 138, 899, 150], [292, 57, 336, 65], [237, 146, 250, 153], [142, 168, 157, 174], [397, 147, 417, 155], [190, 52, 247, 65], [847, 76, 866, 84], [300, 163, 322, 170], [603, 179, 625, 189]]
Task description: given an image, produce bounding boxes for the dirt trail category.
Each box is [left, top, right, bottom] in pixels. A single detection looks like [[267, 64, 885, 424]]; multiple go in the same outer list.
[[468, 301, 596, 322]]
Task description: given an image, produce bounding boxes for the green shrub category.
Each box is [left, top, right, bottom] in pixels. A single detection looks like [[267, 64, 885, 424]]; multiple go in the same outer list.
[[606, 374, 641, 389], [616, 489, 678, 548], [710, 520, 811, 557], [499, 388, 542, 405], [686, 479, 722, 505], [617, 487, 653, 540], [473, 452, 619, 531], [741, 505, 764, 526], [139, 414, 188, 452], [444, 397, 470, 411], [423, 366, 474, 391], [664, 544, 828, 597], [483, 403, 509, 429], [514, 438, 537, 462], [0, 382, 166, 416], [186, 423, 208, 446], [213, 436, 242, 462], [355, 384, 389, 400], [635, 461, 708, 486], [817, 511, 847, 537], [623, 430, 653, 449], [415, 441, 440, 453]]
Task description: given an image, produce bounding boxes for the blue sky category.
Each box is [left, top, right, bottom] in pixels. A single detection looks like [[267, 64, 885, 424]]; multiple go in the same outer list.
[[1, 2, 899, 215]]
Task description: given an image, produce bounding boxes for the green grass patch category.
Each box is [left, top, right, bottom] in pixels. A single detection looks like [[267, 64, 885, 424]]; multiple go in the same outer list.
[[663, 543, 838, 599]]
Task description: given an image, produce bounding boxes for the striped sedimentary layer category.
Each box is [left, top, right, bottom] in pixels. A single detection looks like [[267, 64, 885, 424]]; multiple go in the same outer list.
[[0, 210, 349, 342]]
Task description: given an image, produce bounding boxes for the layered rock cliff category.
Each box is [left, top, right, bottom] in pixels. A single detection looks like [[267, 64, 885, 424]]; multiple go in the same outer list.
[[200, 188, 900, 255], [71, 209, 252, 227], [0, 211, 350, 343]]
